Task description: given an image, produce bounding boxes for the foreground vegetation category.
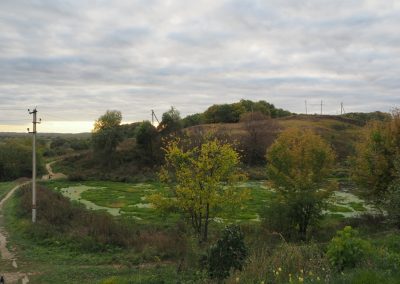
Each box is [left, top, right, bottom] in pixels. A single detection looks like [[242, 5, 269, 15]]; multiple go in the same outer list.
[[3, 182, 400, 283]]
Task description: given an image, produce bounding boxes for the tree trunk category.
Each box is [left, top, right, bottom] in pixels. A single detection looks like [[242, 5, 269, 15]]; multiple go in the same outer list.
[[203, 203, 210, 242]]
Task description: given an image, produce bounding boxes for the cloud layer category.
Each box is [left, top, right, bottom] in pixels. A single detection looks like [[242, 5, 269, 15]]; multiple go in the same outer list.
[[1, 0, 399, 131]]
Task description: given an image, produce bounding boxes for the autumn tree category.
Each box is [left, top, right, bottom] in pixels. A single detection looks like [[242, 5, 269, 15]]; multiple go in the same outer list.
[[265, 128, 336, 240], [150, 138, 248, 242], [352, 110, 400, 210], [92, 110, 123, 167]]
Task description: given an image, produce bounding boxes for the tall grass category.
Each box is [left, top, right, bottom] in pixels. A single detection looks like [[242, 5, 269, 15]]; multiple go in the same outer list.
[[15, 184, 186, 259]]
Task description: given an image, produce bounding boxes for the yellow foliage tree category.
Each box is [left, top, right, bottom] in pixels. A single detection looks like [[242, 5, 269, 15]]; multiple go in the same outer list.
[[352, 109, 400, 208], [150, 138, 248, 242], [266, 128, 336, 240]]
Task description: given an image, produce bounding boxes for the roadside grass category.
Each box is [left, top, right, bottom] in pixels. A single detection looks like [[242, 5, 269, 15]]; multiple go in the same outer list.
[[2, 185, 196, 283], [0, 181, 16, 200]]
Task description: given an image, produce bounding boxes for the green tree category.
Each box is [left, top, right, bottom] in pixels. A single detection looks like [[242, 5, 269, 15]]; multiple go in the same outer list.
[[135, 121, 160, 165], [182, 113, 205, 128], [92, 110, 123, 167], [158, 107, 183, 136], [266, 128, 336, 240], [206, 225, 247, 281], [327, 226, 371, 271], [0, 138, 44, 181], [204, 104, 245, 123], [150, 138, 248, 242]]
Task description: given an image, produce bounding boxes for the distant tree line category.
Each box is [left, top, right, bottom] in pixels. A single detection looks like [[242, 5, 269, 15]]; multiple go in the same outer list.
[[0, 138, 45, 181], [343, 111, 391, 125], [182, 99, 291, 127]]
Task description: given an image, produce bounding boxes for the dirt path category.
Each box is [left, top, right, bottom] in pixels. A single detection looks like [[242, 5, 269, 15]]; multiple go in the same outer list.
[[0, 182, 30, 283], [42, 160, 67, 180], [1, 159, 68, 282]]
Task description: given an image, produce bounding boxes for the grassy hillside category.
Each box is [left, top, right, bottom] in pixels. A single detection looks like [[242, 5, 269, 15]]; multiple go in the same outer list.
[[188, 114, 363, 161], [52, 114, 364, 182]]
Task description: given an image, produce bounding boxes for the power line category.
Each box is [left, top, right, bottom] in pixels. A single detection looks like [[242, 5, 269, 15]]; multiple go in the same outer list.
[[0, 108, 27, 111], [0, 119, 30, 122], [151, 110, 160, 125]]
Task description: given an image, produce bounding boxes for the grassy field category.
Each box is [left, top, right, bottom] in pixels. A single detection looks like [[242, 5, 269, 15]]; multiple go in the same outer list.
[[41, 179, 374, 225]]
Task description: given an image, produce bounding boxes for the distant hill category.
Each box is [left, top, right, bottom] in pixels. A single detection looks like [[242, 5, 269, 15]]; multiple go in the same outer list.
[[0, 132, 91, 139], [187, 114, 364, 161]]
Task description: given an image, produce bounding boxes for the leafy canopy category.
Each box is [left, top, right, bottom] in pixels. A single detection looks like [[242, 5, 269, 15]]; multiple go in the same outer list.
[[351, 109, 400, 207], [266, 128, 336, 240], [206, 225, 247, 281], [93, 110, 122, 132], [327, 226, 371, 271], [92, 110, 123, 166], [150, 138, 248, 241]]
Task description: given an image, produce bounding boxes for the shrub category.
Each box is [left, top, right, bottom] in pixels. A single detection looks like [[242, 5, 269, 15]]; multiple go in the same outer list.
[[262, 197, 295, 240], [228, 242, 332, 283], [386, 181, 400, 228], [205, 225, 247, 281], [327, 226, 371, 271]]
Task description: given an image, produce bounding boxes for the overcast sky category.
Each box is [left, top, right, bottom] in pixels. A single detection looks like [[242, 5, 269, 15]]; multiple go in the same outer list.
[[0, 0, 399, 132]]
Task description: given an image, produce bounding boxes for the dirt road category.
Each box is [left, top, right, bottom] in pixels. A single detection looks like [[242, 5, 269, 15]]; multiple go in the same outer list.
[[0, 182, 30, 284], [1, 158, 71, 282]]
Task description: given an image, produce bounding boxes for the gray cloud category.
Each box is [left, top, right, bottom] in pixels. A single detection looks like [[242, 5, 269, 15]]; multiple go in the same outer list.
[[0, 0, 399, 131]]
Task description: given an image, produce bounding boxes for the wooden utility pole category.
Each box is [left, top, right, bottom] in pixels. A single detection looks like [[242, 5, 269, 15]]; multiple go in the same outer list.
[[340, 102, 345, 115], [320, 100, 323, 115], [28, 108, 40, 223]]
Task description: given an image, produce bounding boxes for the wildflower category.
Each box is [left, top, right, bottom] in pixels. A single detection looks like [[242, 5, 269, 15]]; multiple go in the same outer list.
[[236, 277, 240, 283], [298, 276, 304, 283], [278, 267, 282, 272], [317, 276, 321, 281], [309, 271, 313, 276], [300, 269, 304, 274]]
